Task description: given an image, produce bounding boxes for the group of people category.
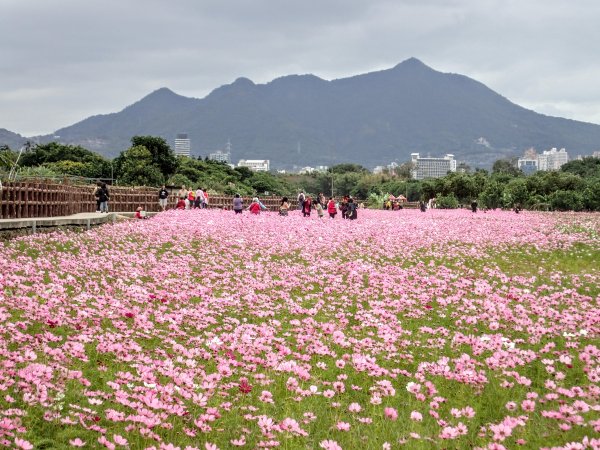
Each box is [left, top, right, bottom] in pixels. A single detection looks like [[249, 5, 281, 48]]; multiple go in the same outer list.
[[166, 185, 210, 210], [296, 192, 358, 220]]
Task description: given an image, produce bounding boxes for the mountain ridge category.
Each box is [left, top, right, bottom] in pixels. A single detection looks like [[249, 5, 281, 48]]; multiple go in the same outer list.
[[2, 58, 600, 168]]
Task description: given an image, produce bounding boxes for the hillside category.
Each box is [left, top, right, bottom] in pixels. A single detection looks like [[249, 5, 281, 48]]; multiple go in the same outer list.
[[5, 58, 600, 168]]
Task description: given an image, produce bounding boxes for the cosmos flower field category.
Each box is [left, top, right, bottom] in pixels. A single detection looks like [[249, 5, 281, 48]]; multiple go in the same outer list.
[[0, 209, 599, 450]]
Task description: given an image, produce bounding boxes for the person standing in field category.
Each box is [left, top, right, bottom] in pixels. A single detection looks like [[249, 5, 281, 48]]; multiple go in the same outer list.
[[93, 182, 102, 212], [99, 182, 110, 213], [279, 197, 290, 216], [202, 189, 209, 208], [346, 197, 357, 220], [158, 185, 169, 211], [195, 187, 204, 209], [233, 194, 244, 214], [303, 196, 312, 217], [297, 191, 305, 212], [318, 192, 325, 208], [327, 197, 337, 219], [316, 199, 324, 218], [340, 195, 348, 219], [177, 184, 187, 201]]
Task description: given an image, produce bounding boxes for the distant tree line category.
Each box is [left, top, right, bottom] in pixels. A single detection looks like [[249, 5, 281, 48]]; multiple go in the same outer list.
[[1, 138, 599, 211]]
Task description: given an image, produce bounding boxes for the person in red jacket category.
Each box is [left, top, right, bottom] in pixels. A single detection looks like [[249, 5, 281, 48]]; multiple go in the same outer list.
[[248, 197, 262, 214], [327, 197, 337, 219], [303, 196, 312, 217]]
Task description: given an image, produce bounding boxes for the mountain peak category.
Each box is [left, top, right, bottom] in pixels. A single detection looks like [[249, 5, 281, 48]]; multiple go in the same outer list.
[[393, 57, 431, 70], [232, 77, 255, 87]]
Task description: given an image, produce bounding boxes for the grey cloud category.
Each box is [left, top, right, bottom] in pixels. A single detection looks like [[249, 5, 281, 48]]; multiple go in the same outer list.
[[1, 0, 599, 135]]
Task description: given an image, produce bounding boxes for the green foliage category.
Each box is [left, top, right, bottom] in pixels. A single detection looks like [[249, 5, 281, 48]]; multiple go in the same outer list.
[[582, 179, 600, 211], [167, 174, 193, 188], [479, 180, 503, 210], [117, 145, 164, 186], [130, 136, 178, 177], [549, 190, 584, 212], [492, 158, 523, 177], [502, 178, 528, 207], [17, 166, 61, 178], [435, 193, 459, 209], [18, 142, 111, 178], [560, 156, 600, 179], [330, 163, 369, 174]]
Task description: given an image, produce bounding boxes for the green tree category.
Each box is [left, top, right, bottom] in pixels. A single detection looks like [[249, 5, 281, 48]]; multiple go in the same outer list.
[[435, 193, 459, 209], [560, 157, 600, 179], [479, 180, 503, 209], [18, 142, 111, 178], [492, 158, 522, 177], [130, 136, 178, 178], [549, 190, 584, 211], [330, 163, 369, 174], [502, 178, 528, 207], [582, 179, 600, 211], [118, 145, 164, 186]]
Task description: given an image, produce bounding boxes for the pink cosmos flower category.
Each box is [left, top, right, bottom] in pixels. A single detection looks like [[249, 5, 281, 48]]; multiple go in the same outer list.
[[410, 411, 423, 421], [230, 436, 246, 446], [521, 400, 535, 412], [384, 407, 398, 420], [69, 439, 86, 447], [336, 421, 350, 431], [320, 440, 342, 450], [15, 439, 33, 450], [348, 403, 361, 413]]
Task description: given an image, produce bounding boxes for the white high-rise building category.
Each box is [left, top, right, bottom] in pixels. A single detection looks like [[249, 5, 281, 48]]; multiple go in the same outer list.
[[411, 153, 457, 180], [518, 158, 539, 175], [538, 148, 568, 171], [174, 133, 191, 157], [209, 150, 231, 163], [238, 159, 270, 172]]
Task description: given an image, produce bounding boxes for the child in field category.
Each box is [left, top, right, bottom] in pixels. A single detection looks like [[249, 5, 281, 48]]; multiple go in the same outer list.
[[134, 206, 148, 219], [316, 200, 324, 218]]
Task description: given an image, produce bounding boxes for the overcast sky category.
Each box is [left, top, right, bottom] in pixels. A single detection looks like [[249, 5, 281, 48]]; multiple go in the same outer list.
[[1, 0, 599, 136]]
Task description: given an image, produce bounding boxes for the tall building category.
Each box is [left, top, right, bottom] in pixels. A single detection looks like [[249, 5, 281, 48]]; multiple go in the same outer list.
[[174, 133, 191, 157], [518, 158, 539, 175], [238, 159, 270, 172], [209, 150, 231, 163], [208, 140, 232, 163], [538, 148, 568, 171], [410, 153, 457, 180]]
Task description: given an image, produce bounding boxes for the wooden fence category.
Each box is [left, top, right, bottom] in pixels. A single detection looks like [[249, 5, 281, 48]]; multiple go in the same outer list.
[[0, 181, 289, 219]]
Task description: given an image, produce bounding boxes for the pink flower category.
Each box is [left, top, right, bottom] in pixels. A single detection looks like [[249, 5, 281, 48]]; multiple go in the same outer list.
[[69, 439, 86, 447], [410, 411, 423, 421], [384, 407, 398, 421], [336, 421, 350, 431], [15, 439, 33, 450], [521, 400, 535, 412], [113, 435, 128, 446], [239, 378, 252, 394], [348, 403, 361, 413], [230, 436, 246, 446], [320, 440, 342, 450]]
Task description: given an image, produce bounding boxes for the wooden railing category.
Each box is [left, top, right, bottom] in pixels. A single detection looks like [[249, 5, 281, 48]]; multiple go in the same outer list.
[[0, 181, 290, 219]]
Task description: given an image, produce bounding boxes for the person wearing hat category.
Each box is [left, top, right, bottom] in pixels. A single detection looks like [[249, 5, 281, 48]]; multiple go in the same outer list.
[[248, 197, 262, 214]]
